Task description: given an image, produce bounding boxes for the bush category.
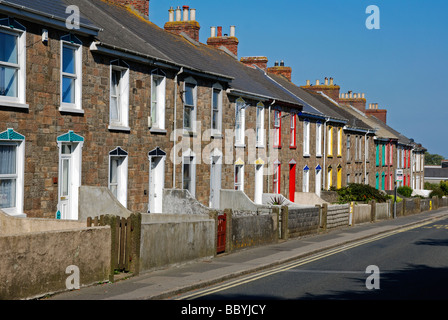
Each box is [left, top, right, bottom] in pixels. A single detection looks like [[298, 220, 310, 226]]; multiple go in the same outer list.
[[430, 187, 445, 199], [336, 183, 390, 204], [397, 186, 413, 198], [388, 195, 403, 203]]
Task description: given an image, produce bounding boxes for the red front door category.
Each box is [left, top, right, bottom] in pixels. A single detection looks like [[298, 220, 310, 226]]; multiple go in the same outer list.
[[289, 164, 296, 202]]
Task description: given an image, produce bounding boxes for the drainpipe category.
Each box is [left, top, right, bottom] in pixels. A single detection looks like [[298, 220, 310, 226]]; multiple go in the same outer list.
[[267, 100, 276, 191], [173, 67, 184, 188], [323, 118, 329, 190], [364, 132, 369, 184]]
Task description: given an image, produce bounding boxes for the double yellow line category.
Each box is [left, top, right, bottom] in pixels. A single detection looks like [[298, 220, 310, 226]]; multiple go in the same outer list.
[[177, 218, 438, 300]]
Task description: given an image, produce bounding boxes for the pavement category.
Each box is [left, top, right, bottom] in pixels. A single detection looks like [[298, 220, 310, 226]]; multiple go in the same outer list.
[[46, 207, 448, 300]]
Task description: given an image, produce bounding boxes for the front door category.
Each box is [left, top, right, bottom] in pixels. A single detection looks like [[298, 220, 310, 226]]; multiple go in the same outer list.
[[315, 166, 322, 197], [289, 163, 296, 202], [149, 156, 164, 213], [59, 144, 72, 219], [210, 155, 222, 209]]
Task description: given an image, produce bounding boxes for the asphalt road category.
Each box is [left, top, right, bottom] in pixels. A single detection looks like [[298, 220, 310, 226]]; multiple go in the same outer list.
[[180, 216, 448, 300]]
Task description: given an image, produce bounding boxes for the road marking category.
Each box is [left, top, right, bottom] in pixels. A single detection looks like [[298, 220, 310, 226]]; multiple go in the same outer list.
[[176, 218, 442, 300]]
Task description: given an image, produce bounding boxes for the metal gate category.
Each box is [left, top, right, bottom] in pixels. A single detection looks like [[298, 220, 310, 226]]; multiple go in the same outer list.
[[217, 213, 226, 254]]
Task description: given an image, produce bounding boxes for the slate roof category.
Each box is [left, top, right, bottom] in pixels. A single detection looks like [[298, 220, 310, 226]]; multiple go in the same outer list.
[[64, 0, 303, 107], [0, 0, 99, 31]]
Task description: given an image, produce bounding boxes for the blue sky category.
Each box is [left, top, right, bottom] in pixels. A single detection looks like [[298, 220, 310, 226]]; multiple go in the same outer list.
[[148, 0, 448, 158]]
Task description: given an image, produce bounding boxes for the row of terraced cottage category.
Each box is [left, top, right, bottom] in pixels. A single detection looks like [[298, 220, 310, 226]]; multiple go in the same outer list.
[[0, 0, 426, 221]]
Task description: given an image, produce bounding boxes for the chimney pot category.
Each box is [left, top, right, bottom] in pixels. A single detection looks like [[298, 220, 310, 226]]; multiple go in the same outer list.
[[316, 80, 320, 86], [330, 77, 334, 85], [210, 26, 216, 37], [176, 6, 182, 21], [280, 60, 284, 66], [362, 93, 365, 99], [168, 7, 174, 22], [324, 77, 328, 85], [230, 25, 236, 37], [217, 26, 222, 37], [274, 61, 279, 66], [182, 6, 189, 21], [306, 80, 310, 86], [190, 8, 196, 21]]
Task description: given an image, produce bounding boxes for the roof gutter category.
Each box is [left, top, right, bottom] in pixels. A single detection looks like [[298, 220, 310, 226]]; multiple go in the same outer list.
[[91, 41, 234, 83]]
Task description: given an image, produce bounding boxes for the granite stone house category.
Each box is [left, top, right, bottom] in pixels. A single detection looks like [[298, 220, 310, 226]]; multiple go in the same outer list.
[[0, 0, 426, 220]]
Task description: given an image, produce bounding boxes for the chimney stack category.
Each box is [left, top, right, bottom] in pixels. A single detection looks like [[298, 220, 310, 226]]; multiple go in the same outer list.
[[108, 0, 149, 19], [240, 56, 269, 70], [267, 60, 292, 81], [164, 5, 201, 42], [338, 90, 367, 112], [365, 103, 387, 124], [301, 77, 341, 101], [207, 26, 239, 58]]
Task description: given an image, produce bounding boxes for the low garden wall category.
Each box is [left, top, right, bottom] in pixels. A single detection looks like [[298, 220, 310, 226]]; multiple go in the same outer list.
[[0, 211, 110, 300]]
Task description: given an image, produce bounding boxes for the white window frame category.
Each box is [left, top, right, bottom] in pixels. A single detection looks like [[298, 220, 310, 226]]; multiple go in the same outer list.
[[256, 102, 265, 147], [211, 83, 223, 136], [273, 110, 281, 148], [109, 60, 130, 131], [235, 98, 246, 146], [303, 119, 310, 156], [60, 35, 83, 113], [183, 77, 197, 133], [0, 134, 25, 216], [0, 20, 27, 109], [108, 147, 128, 208], [150, 69, 166, 131], [182, 149, 196, 197], [290, 114, 296, 148], [316, 122, 322, 157]]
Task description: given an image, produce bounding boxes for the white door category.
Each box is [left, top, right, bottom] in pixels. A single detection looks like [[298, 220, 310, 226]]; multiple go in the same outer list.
[[254, 164, 263, 204], [59, 144, 72, 219], [315, 167, 322, 197], [149, 156, 165, 213], [209, 155, 222, 209]]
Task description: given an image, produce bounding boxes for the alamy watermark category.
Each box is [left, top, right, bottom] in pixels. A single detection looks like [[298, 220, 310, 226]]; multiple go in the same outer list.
[[366, 5, 381, 30], [365, 265, 380, 290], [65, 5, 80, 30], [65, 265, 80, 290]]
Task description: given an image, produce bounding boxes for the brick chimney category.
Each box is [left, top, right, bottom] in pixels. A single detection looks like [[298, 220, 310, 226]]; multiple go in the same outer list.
[[267, 61, 292, 81], [206, 26, 239, 57], [365, 103, 387, 124], [301, 77, 340, 101], [164, 6, 200, 42], [338, 91, 367, 112], [240, 56, 269, 71], [107, 0, 149, 19]]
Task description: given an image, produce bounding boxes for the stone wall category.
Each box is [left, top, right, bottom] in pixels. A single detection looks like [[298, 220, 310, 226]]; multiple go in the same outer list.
[[0, 211, 110, 299], [287, 206, 320, 237]]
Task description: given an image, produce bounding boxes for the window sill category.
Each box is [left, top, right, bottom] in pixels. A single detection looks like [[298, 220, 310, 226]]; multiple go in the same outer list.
[[149, 128, 167, 134], [290, 146, 297, 150], [108, 125, 131, 132], [211, 133, 223, 139], [59, 106, 84, 114], [316, 154, 322, 158], [234, 144, 246, 148], [0, 101, 29, 110]]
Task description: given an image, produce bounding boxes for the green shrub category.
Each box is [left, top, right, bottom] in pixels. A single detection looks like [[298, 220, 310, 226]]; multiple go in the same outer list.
[[336, 183, 390, 204], [388, 195, 403, 202], [397, 186, 413, 198], [430, 187, 445, 199]]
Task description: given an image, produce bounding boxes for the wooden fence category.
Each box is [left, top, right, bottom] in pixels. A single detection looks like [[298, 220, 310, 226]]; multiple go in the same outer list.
[[87, 213, 141, 281]]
